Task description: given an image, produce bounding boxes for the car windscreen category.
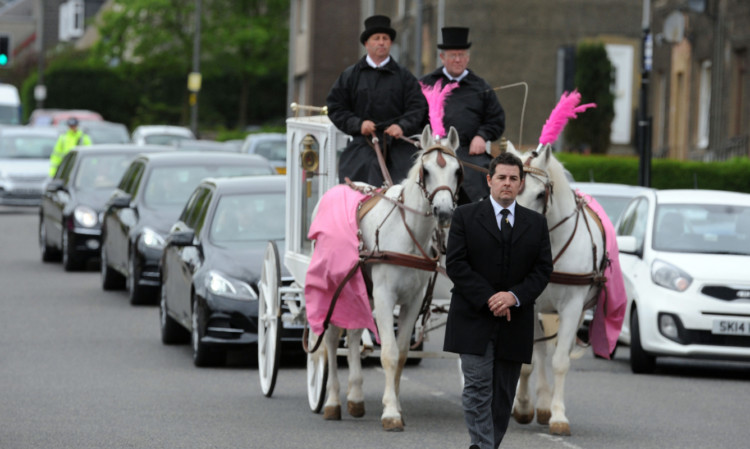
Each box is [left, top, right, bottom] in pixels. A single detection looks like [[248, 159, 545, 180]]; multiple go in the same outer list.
[[87, 127, 130, 144], [144, 134, 193, 145], [0, 134, 57, 159], [209, 192, 286, 243], [589, 195, 633, 224], [143, 165, 272, 208], [74, 154, 135, 189], [0, 106, 21, 125], [653, 203, 750, 255], [252, 139, 286, 161]]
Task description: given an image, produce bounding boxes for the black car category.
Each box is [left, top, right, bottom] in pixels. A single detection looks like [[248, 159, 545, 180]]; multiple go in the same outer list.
[[160, 175, 298, 366], [39, 144, 173, 271], [99, 152, 275, 305]]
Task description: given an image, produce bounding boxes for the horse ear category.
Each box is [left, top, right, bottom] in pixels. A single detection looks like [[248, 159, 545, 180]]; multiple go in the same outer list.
[[540, 144, 552, 163], [447, 126, 460, 152], [421, 125, 433, 149]]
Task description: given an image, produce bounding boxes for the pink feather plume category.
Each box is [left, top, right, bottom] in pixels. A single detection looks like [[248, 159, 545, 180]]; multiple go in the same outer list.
[[539, 90, 597, 145], [420, 79, 459, 138]]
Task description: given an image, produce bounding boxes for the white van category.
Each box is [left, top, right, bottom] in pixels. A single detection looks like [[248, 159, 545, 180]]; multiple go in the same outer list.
[[0, 83, 22, 125]]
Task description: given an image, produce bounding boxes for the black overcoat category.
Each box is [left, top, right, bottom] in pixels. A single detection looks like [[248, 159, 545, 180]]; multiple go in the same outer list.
[[444, 199, 553, 364], [327, 57, 427, 185], [420, 68, 505, 202]]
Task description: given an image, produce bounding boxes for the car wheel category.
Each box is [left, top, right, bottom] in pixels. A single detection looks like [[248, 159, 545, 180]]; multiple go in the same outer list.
[[100, 243, 125, 290], [191, 296, 225, 367], [62, 229, 83, 271], [630, 308, 656, 374], [39, 217, 60, 262], [160, 285, 189, 344], [127, 252, 150, 305]]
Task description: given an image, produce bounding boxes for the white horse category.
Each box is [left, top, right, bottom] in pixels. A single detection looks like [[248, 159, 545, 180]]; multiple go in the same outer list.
[[508, 144, 606, 436], [317, 125, 462, 431]]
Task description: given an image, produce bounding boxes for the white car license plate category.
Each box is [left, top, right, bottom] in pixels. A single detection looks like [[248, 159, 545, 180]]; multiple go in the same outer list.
[[712, 319, 750, 336]]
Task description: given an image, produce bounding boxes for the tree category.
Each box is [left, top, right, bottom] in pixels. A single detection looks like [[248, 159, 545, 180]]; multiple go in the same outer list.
[[565, 42, 615, 154], [90, 0, 289, 128]]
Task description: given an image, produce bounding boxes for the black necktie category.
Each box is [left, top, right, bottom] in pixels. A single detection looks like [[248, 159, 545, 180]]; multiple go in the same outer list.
[[500, 209, 511, 242]]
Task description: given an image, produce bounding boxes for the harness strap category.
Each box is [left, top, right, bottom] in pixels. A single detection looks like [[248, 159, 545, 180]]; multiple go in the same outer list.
[[367, 136, 393, 187]]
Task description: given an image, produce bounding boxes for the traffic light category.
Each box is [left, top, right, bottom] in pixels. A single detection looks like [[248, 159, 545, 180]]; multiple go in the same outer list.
[[0, 35, 10, 67]]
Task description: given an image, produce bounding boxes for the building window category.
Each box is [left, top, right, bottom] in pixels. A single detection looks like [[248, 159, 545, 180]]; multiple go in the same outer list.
[[697, 60, 711, 149], [59, 0, 85, 41]]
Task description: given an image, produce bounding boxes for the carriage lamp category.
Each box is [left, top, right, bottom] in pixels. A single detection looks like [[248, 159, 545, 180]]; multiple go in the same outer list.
[[300, 135, 319, 173]]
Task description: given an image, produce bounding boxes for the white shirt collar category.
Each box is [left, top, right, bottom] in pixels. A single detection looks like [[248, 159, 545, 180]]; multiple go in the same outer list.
[[489, 196, 516, 223], [366, 55, 391, 68], [442, 67, 469, 83]]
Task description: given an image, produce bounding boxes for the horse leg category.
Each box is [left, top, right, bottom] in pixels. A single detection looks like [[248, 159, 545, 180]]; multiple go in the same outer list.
[[322, 326, 343, 420], [374, 300, 404, 431], [394, 302, 421, 404], [547, 306, 582, 436], [346, 328, 365, 418], [534, 337, 554, 425], [512, 361, 534, 424]]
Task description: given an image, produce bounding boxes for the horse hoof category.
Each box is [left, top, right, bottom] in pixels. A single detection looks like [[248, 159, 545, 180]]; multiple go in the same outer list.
[[323, 405, 341, 420], [549, 421, 571, 436], [348, 401, 365, 418], [536, 409, 551, 425], [382, 417, 404, 431], [512, 408, 534, 425]]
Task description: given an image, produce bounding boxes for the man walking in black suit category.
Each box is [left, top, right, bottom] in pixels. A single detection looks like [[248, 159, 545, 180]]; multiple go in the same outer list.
[[444, 152, 553, 449]]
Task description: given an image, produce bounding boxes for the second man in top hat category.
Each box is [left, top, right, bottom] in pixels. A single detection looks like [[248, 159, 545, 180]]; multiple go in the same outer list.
[[420, 27, 506, 203], [327, 15, 427, 186]]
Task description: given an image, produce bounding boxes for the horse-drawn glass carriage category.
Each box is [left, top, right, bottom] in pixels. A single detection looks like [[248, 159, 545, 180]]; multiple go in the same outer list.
[[256, 105, 459, 419]]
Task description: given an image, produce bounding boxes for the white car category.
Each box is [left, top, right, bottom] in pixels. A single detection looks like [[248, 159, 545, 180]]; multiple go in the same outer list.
[[615, 189, 750, 373], [0, 126, 59, 206], [570, 182, 654, 224], [131, 125, 195, 146], [241, 132, 286, 174]]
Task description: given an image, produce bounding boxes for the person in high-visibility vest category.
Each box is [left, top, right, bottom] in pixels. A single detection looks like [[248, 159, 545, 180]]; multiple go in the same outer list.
[[49, 117, 92, 177]]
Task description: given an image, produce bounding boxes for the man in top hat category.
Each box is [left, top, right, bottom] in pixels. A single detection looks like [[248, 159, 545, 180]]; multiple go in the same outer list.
[[49, 117, 92, 177], [420, 27, 505, 203], [327, 15, 427, 186]]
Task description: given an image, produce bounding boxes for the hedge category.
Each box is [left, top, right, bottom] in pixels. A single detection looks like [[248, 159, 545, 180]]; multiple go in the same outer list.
[[555, 152, 750, 194]]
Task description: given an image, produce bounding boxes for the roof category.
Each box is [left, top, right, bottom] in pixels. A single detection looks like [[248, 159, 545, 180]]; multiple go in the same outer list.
[[70, 144, 174, 156], [200, 174, 285, 195], [655, 189, 750, 206], [570, 182, 654, 198], [132, 125, 195, 137], [133, 151, 272, 168]]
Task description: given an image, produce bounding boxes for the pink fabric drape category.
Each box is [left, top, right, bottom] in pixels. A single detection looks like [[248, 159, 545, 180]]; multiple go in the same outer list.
[[576, 191, 627, 359], [304, 185, 379, 340]]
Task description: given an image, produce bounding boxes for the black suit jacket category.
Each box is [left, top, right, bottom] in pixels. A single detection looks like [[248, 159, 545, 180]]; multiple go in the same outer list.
[[444, 199, 553, 364]]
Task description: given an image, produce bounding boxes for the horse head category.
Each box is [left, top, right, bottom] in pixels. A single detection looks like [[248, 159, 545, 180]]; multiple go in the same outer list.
[[410, 125, 463, 227], [513, 144, 568, 216]]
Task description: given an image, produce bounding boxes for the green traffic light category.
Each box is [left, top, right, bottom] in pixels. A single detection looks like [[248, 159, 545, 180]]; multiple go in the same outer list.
[[0, 54, 8, 66]]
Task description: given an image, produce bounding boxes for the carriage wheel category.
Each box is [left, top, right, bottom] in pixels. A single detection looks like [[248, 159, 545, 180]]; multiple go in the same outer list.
[[258, 241, 282, 397], [306, 328, 328, 413]]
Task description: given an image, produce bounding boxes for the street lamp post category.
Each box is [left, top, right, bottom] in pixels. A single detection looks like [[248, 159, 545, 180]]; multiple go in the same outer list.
[[637, 0, 653, 187], [189, 0, 202, 137]]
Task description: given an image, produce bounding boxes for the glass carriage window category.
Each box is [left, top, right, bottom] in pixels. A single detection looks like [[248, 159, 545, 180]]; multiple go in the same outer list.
[[299, 134, 320, 254]]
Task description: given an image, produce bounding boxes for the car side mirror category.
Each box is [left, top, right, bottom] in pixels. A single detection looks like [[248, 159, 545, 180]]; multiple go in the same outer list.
[[616, 235, 639, 256], [167, 230, 195, 247], [45, 179, 65, 192], [110, 194, 132, 209]]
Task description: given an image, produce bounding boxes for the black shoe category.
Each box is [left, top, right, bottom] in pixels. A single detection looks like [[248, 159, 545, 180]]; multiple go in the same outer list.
[[469, 445, 480, 449]]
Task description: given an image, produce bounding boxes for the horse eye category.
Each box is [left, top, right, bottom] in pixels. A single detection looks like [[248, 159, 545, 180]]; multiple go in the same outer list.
[[423, 170, 430, 179], [536, 192, 545, 200], [455, 169, 461, 177]]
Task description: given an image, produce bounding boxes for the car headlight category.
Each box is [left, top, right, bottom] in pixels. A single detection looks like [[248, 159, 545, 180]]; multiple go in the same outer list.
[[141, 227, 166, 249], [74, 205, 98, 227], [206, 270, 258, 301], [651, 259, 692, 292]]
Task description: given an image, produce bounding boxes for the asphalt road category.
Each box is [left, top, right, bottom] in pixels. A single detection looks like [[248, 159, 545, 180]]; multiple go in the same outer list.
[[1, 205, 749, 449]]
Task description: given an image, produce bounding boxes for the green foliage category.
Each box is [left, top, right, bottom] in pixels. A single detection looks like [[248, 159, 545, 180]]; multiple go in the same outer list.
[[556, 153, 750, 193], [565, 42, 615, 154]]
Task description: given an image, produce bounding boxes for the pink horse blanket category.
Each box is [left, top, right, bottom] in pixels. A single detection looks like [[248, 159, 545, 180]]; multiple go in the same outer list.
[[576, 191, 627, 360], [304, 185, 379, 340]]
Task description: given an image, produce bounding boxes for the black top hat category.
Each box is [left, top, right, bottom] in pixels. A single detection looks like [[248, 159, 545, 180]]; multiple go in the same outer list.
[[438, 27, 472, 50], [360, 15, 397, 44]]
